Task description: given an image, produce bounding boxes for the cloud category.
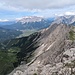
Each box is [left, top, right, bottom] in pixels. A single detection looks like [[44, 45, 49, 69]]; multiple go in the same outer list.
[[0, 0, 75, 10], [55, 12, 75, 16], [1, 0, 75, 20], [65, 12, 75, 15], [0, 19, 9, 22]]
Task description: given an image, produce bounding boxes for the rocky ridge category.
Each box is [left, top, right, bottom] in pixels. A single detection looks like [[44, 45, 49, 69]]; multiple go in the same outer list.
[[8, 21, 75, 75]]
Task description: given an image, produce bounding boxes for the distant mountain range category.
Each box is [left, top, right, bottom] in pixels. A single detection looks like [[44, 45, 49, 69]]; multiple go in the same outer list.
[[16, 16, 43, 23], [53, 15, 75, 25], [1, 15, 75, 75], [1, 16, 54, 30], [1, 15, 75, 42], [0, 16, 54, 42], [1, 15, 75, 43]]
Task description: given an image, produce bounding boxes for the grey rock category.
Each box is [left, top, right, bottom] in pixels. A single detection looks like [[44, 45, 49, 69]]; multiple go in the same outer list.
[[9, 22, 75, 75]]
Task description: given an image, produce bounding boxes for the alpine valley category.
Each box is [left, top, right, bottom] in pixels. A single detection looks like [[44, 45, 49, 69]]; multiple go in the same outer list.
[[1, 15, 75, 75]]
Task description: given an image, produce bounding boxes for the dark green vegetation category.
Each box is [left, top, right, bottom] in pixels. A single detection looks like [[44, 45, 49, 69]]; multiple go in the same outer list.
[[0, 27, 22, 42], [0, 32, 40, 75], [33, 73, 37, 75], [69, 28, 75, 41], [69, 30, 75, 40], [0, 49, 19, 75]]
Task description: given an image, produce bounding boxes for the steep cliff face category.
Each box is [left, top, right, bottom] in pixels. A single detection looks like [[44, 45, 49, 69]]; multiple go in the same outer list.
[[9, 23, 71, 75], [34, 23, 69, 63]]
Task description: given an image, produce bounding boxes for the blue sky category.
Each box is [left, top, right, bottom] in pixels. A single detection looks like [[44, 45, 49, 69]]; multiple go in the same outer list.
[[0, 0, 75, 20], [0, 9, 38, 20]]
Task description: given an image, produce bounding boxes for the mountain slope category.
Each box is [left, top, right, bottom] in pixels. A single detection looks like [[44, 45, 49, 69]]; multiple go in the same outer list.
[[0, 32, 41, 75], [54, 15, 75, 25], [0, 27, 22, 42], [8, 23, 73, 75]]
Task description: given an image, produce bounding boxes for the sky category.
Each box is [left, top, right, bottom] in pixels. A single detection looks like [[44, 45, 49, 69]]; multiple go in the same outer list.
[[0, 0, 75, 20]]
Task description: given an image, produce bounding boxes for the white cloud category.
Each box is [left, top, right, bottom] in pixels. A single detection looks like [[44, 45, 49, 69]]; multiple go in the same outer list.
[[0, 0, 75, 19], [65, 12, 75, 15], [0, 19, 9, 22], [0, 0, 75, 10], [55, 12, 75, 16]]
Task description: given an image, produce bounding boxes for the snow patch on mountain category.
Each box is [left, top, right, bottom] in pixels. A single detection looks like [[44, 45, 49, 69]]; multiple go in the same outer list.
[[16, 16, 43, 24]]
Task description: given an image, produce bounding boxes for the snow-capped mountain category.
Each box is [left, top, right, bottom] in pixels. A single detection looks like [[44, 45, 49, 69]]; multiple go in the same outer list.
[[2, 16, 54, 30], [53, 15, 75, 25], [16, 16, 43, 24]]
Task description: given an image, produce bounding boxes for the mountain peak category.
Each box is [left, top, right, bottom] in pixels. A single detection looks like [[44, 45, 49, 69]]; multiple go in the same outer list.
[[53, 15, 75, 25], [16, 16, 43, 24], [9, 23, 71, 75]]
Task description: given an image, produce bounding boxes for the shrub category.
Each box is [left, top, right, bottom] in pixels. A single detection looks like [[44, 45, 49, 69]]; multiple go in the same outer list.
[[33, 73, 37, 75]]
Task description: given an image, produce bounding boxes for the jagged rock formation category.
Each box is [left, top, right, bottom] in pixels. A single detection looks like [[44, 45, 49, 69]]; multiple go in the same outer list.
[[9, 23, 75, 75], [54, 15, 75, 25]]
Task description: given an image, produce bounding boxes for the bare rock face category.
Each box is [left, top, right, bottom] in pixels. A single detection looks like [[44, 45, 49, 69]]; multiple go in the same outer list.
[[9, 23, 72, 75], [54, 15, 75, 25]]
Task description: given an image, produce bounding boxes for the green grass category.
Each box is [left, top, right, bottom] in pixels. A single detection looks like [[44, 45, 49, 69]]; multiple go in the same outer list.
[[18, 29, 37, 38], [8, 47, 20, 53], [69, 30, 75, 41], [0, 50, 14, 75], [0, 47, 21, 75]]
